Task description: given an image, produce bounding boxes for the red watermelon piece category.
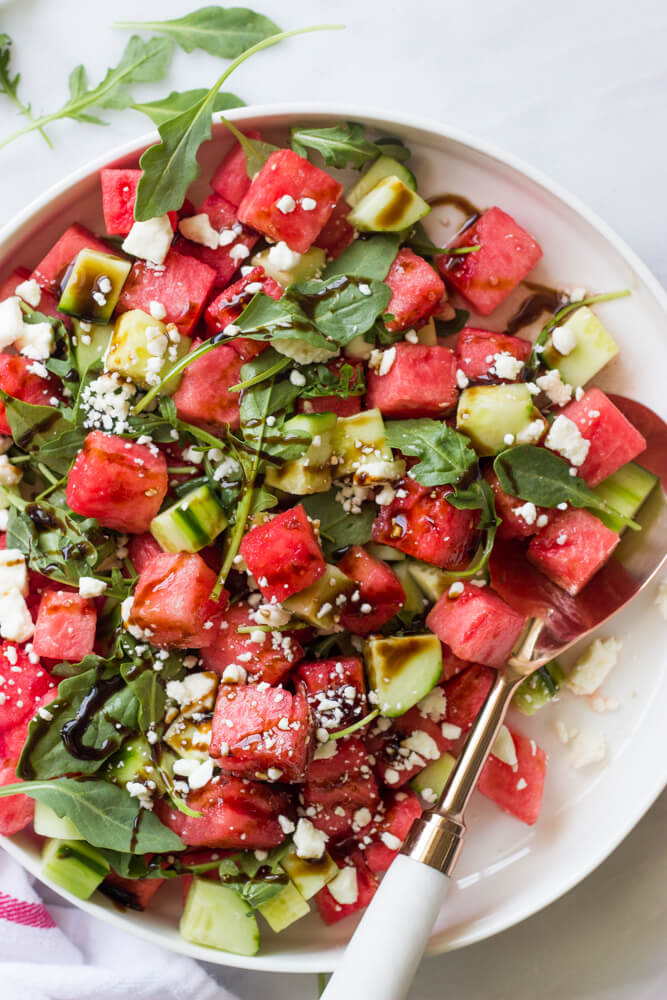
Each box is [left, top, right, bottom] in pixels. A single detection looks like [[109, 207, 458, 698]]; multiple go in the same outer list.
[[366, 343, 458, 418], [204, 265, 282, 339], [32, 591, 97, 662], [101, 872, 164, 911], [172, 339, 243, 433], [559, 388, 647, 487], [375, 690, 457, 788], [485, 468, 550, 539], [31, 224, 117, 295], [0, 266, 30, 300], [336, 546, 405, 634], [439, 645, 470, 682], [116, 250, 216, 336], [240, 504, 326, 603], [372, 476, 478, 569], [527, 507, 620, 596], [0, 355, 61, 436], [296, 359, 364, 417], [455, 327, 531, 383], [427, 583, 527, 668], [128, 532, 163, 574], [0, 268, 67, 326], [384, 249, 445, 332], [210, 131, 262, 207], [130, 552, 227, 649], [176, 193, 259, 289], [210, 682, 312, 782], [316, 849, 378, 925], [364, 790, 422, 873], [478, 727, 547, 825], [0, 644, 55, 760], [0, 763, 34, 835], [100, 169, 177, 236], [201, 601, 304, 685], [295, 657, 367, 735], [314, 198, 356, 258], [303, 736, 379, 841], [443, 664, 495, 732], [438, 207, 542, 315], [237, 148, 343, 253], [66, 431, 168, 534]]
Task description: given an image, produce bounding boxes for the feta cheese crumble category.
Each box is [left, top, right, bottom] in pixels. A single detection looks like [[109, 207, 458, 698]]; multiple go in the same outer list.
[[293, 817, 328, 859], [122, 215, 174, 266], [545, 415, 590, 467], [328, 866, 358, 905], [536, 369, 573, 406], [566, 637, 621, 696], [178, 213, 221, 249], [78, 577, 108, 599]]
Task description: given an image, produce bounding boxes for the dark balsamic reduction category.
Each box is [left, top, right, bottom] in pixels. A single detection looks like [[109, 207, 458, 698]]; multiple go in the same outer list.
[[60, 673, 126, 761]]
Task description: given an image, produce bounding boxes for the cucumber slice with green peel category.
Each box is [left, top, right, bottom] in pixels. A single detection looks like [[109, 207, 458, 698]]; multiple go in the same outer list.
[[150, 483, 228, 554], [347, 176, 430, 233], [592, 461, 658, 534], [34, 802, 83, 841], [393, 561, 427, 618], [332, 408, 394, 477], [346, 155, 417, 208], [257, 879, 310, 932], [58, 249, 131, 323], [265, 412, 336, 495], [513, 660, 565, 716], [180, 877, 260, 955], [284, 564, 354, 631], [280, 846, 338, 900], [366, 542, 406, 562], [457, 384, 544, 456], [410, 752, 456, 802], [106, 309, 189, 392], [42, 838, 109, 900], [407, 561, 449, 603], [252, 245, 326, 288], [104, 735, 166, 792], [543, 306, 619, 387], [72, 318, 112, 373], [364, 633, 442, 717]]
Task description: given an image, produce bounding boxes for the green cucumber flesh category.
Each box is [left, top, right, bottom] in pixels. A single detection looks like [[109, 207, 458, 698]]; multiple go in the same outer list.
[[42, 838, 109, 899], [410, 752, 456, 801], [347, 176, 430, 233], [346, 155, 417, 208], [150, 484, 227, 554], [34, 801, 83, 841], [543, 306, 618, 387], [280, 846, 338, 900], [513, 660, 564, 716], [364, 633, 442, 717], [456, 384, 540, 456], [265, 412, 336, 496], [257, 879, 310, 932], [180, 877, 260, 955], [592, 461, 658, 533]]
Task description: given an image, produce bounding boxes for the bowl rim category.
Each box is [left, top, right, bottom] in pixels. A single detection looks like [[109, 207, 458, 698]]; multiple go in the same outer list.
[[0, 102, 665, 975]]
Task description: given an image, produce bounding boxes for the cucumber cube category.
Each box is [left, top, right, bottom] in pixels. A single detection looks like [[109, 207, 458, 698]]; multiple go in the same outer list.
[[106, 309, 188, 391], [104, 735, 165, 792], [346, 155, 417, 207], [257, 879, 310, 933], [457, 384, 543, 456], [72, 318, 112, 373], [366, 542, 406, 562], [393, 561, 427, 619], [410, 752, 456, 802], [364, 633, 442, 717], [58, 249, 131, 322], [150, 483, 228, 554], [42, 838, 109, 900], [180, 877, 260, 955], [252, 245, 326, 288], [265, 412, 336, 495], [407, 560, 450, 603], [164, 716, 212, 762], [283, 564, 355, 631], [543, 306, 618, 387], [332, 408, 395, 477], [34, 802, 83, 841], [347, 176, 430, 233], [592, 461, 658, 533], [513, 660, 564, 716], [280, 845, 338, 900]]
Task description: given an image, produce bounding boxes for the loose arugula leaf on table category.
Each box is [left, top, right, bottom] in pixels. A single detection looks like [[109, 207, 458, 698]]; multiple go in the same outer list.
[[447, 478, 501, 578], [219, 845, 290, 908], [302, 490, 376, 558], [290, 276, 392, 346], [221, 116, 280, 178], [17, 666, 139, 780], [0, 36, 174, 148], [290, 121, 383, 169], [132, 88, 245, 126], [0, 777, 184, 853], [493, 445, 638, 528], [323, 233, 401, 280], [385, 419, 477, 488], [115, 7, 281, 58], [0, 33, 51, 147]]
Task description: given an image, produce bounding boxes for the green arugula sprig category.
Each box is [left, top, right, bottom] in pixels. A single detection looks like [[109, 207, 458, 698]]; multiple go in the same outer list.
[[115, 6, 281, 58], [0, 33, 51, 146], [447, 478, 501, 579], [527, 290, 630, 373], [384, 418, 478, 488], [290, 121, 410, 169], [218, 845, 290, 908], [302, 490, 376, 558], [132, 89, 245, 126]]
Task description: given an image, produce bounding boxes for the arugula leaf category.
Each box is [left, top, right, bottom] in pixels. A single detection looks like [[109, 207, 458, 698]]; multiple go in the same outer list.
[[385, 419, 477, 487], [373, 136, 411, 162], [234, 292, 333, 354], [290, 121, 381, 169], [0, 33, 51, 147], [447, 478, 501, 578], [435, 309, 470, 337], [120, 657, 184, 740], [132, 89, 244, 126], [0, 777, 184, 853], [115, 7, 281, 58], [302, 490, 376, 558], [323, 234, 401, 280], [221, 116, 280, 178], [301, 362, 365, 399], [219, 844, 290, 908], [17, 667, 139, 780], [0, 390, 81, 476], [134, 25, 342, 219], [239, 352, 309, 459], [290, 276, 392, 346], [493, 445, 638, 527]]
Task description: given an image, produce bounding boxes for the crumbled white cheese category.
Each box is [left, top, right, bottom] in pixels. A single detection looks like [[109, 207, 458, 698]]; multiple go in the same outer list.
[[15, 320, 54, 360], [293, 817, 328, 859], [222, 663, 248, 685], [278, 814, 296, 834], [81, 371, 136, 435], [275, 194, 296, 214], [328, 866, 358, 905], [536, 370, 573, 407], [492, 352, 524, 380], [0, 587, 33, 642], [513, 501, 537, 525], [178, 213, 220, 249], [229, 242, 250, 261], [78, 576, 107, 599], [126, 781, 154, 810], [555, 719, 577, 744], [569, 728, 607, 768], [491, 725, 518, 768], [15, 278, 42, 308], [566, 637, 622, 696], [384, 767, 400, 785], [149, 300, 167, 320], [456, 369, 469, 389], [448, 582, 464, 598], [440, 722, 462, 740], [0, 296, 25, 348], [353, 807, 372, 828], [0, 510, 8, 532], [590, 695, 620, 713], [253, 603, 290, 628], [420, 787, 438, 805], [417, 687, 447, 722], [403, 730, 440, 761], [289, 368, 306, 387], [166, 672, 218, 712], [503, 433, 515, 446], [551, 324, 577, 355], [266, 241, 302, 271], [352, 460, 402, 486], [300, 197, 317, 212], [545, 415, 590, 467], [568, 287, 586, 302], [122, 215, 174, 266], [0, 549, 28, 597], [380, 832, 402, 851], [369, 347, 396, 376], [313, 739, 338, 760], [0, 456, 21, 487], [188, 758, 214, 790]]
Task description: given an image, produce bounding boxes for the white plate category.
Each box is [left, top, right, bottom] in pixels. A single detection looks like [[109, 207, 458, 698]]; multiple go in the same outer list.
[[1, 105, 666, 974]]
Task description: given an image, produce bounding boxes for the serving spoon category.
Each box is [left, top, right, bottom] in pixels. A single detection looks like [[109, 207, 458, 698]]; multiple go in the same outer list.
[[323, 397, 667, 1000]]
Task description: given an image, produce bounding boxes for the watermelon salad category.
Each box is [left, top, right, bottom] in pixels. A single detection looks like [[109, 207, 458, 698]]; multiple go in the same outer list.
[[0, 123, 657, 957]]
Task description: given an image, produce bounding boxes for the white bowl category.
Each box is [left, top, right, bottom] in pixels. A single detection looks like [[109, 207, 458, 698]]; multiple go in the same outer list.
[[1, 105, 666, 974]]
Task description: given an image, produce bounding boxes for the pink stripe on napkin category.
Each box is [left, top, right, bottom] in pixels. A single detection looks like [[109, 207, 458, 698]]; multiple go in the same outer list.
[[0, 891, 56, 929]]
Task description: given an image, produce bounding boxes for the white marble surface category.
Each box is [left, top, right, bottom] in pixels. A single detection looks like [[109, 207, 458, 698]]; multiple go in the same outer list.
[[0, 0, 665, 996]]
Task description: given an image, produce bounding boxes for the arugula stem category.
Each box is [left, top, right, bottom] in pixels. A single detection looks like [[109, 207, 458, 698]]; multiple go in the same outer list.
[[35, 474, 67, 501], [528, 289, 630, 371], [329, 709, 380, 741], [229, 355, 291, 392], [2, 89, 52, 148], [37, 462, 58, 486], [132, 336, 235, 415]]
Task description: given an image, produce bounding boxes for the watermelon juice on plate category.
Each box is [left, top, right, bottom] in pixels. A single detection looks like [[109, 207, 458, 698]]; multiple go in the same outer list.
[[0, 107, 664, 968]]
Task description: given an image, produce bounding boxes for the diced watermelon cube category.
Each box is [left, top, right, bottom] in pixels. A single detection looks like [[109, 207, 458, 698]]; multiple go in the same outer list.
[[316, 849, 378, 924], [336, 546, 405, 634], [240, 504, 326, 603], [31, 224, 116, 295], [0, 763, 34, 835], [364, 790, 422, 873], [296, 359, 363, 417], [559, 388, 647, 487], [372, 476, 478, 569], [303, 736, 379, 841], [439, 645, 470, 682], [66, 431, 168, 534], [375, 691, 457, 788], [366, 343, 458, 418], [128, 532, 163, 574], [384, 249, 445, 332], [314, 198, 356, 258], [116, 250, 216, 336], [295, 657, 367, 734], [527, 507, 620, 596], [100, 169, 177, 236], [427, 583, 527, 668], [455, 327, 531, 383], [130, 552, 227, 649], [485, 468, 550, 539], [237, 149, 343, 253], [203, 264, 282, 343], [101, 872, 164, 911], [201, 601, 304, 685], [438, 207, 543, 315], [478, 727, 547, 825], [0, 644, 55, 760], [0, 266, 30, 299], [0, 355, 61, 436], [210, 682, 312, 782], [442, 664, 495, 731], [172, 339, 243, 432], [0, 267, 67, 326], [176, 193, 259, 289], [211, 131, 262, 207], [32, 591, 97, 662], [156, 776, 291, 850]]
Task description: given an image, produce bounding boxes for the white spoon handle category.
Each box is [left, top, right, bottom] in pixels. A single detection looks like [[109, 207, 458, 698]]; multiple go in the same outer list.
[[321, 854, 449, 1000]]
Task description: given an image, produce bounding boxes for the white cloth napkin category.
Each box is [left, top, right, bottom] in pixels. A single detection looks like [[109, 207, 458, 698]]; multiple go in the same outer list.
[[0, 849, 236, 1000]]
